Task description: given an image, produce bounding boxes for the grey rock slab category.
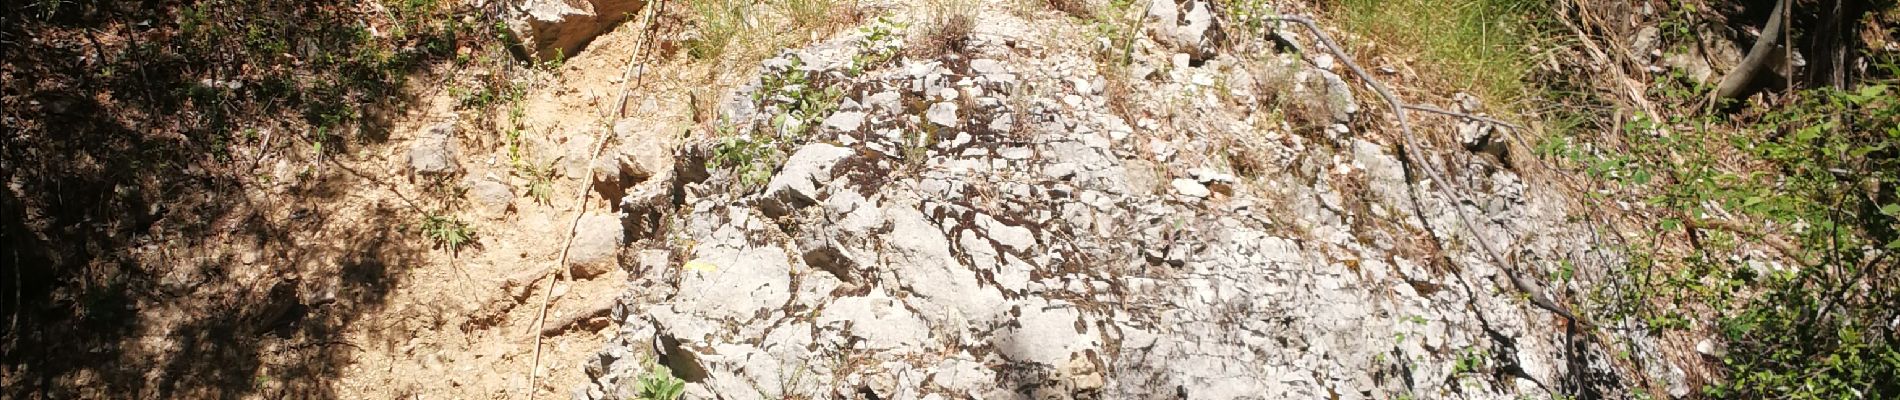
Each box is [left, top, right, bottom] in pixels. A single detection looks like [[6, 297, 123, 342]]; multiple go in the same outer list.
[[926, 102, 959, 127], [409, 123, 461, 175], [971, 58, 1007, 75], [880, 202, 1007, 325], [870, 90, 908, 115], [568, 213, 624, 278], [1172, 178, 1211, 198], [816, 287, 931, 352], [1146, 0, 1221, 62], [823, 110, 866, 133], [994, 299, 1101, 367], [466, 177, 514, 215], [760, 143, 855, 217], [671, 244, 793, 324]]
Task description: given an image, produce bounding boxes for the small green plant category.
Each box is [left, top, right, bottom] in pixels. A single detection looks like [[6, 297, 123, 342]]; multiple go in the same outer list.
[[539, 48, 567, 70], [1088, 0, 1141, 67], [751, 57, 844, 139], [707, 131, 783, 189], [1451, 347, 1488, 374], [849, 17, 907, 76], [420, 212, 475, 251], [633, 360, 687, 400], [518, 160, 559, 204]]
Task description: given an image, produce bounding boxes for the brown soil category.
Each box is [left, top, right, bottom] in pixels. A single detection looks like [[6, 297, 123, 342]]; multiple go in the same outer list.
[[1, 11, 720, 399]]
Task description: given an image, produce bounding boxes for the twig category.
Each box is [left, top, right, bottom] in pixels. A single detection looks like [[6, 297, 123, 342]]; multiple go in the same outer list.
[[525, 3, 661, 399], [1557, 1, 1662, 122], [1268, 16, 1512, 286], [1687, 217, 1818, 268], [1401, 103, 1546, 167], [1269, 15, 1665, 396], [1402, 104, 1525, 131], [523, 102, 610, 400]]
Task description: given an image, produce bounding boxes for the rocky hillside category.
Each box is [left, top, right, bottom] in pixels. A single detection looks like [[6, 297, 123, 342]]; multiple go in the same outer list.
[[9, 0, 1895, 398], [570, 2, 1675, 398]]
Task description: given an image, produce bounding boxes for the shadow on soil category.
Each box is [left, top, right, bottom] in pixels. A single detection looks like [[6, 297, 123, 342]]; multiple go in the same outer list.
[[1, 0, 486, 397]]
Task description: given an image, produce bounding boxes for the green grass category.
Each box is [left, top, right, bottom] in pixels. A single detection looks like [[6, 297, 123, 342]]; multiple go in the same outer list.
[[1334, 0, 1549, 109], [683, 0, 854, 64], [685, 0, 748, 60]]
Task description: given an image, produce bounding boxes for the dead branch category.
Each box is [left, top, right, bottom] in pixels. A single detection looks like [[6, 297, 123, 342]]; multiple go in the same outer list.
[[1688, 217, 1818, 268], [525, 2, 661, 399], [1714, 0, 1789, 101], [1270, 15, 1666, 397], [1267, 16, 1516, 293], [1401, 104, 1526, 131]]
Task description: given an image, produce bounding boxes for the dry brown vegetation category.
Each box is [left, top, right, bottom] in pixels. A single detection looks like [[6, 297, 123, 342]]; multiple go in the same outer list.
[[911, 0, 977, 58]]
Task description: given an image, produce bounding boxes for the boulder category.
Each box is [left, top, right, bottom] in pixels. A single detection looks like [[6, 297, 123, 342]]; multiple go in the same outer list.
[[758, 144, 854, 218], [466, 177, 514, 215], [1146, 0, 1223, 63], [568, 213, 624, 278], [508, 0, 644, 62], [926, 102, 959, 127], [409, 123, 461, 176]]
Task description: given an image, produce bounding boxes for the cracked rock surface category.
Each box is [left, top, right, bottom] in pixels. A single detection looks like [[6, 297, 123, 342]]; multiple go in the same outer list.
[[576, 4, 1673, 400]]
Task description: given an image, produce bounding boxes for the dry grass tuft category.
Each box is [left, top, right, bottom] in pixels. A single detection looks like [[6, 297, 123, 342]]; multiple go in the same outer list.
[[912, 0, 977, 57], [1047, 0, 1094, 19], [681, 0, 861, 68]]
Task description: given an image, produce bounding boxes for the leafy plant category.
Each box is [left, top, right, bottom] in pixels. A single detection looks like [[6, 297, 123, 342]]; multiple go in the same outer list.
[[633, 361, 687, 400], [518, 160, 559, 204], [1547, 60, 1900, 398], [1452, 347, 1489, 375], [420, 212, 475, 251], [849, 17, 907, 76], [707, 131, 783, 189]]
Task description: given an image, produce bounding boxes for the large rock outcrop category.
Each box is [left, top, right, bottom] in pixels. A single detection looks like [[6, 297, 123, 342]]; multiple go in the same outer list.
[[575, 7, 1676, 400]]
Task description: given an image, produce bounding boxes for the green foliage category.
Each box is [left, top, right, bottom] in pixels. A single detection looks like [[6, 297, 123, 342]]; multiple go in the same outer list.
[[1546, 68, 1900, 398], [633, 361, 687, 400], [849, 17, 907, 76], [1335, 0, 1549, 109], [1709, 82, 1900, 399], [1452, 347, 1489, 375], [752, 58, 845, 139], [420, 212, 475, 251], [1222, 0, 1277, 39], [708, 130, 784, 189], [703, 55, 851, 188], [1087, 0, 1141, 67], [518, 160, 559, 204]]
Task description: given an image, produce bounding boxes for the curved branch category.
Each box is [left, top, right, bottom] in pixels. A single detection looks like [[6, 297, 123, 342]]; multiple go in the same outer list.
[[1714, 0, 1789, 101]]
